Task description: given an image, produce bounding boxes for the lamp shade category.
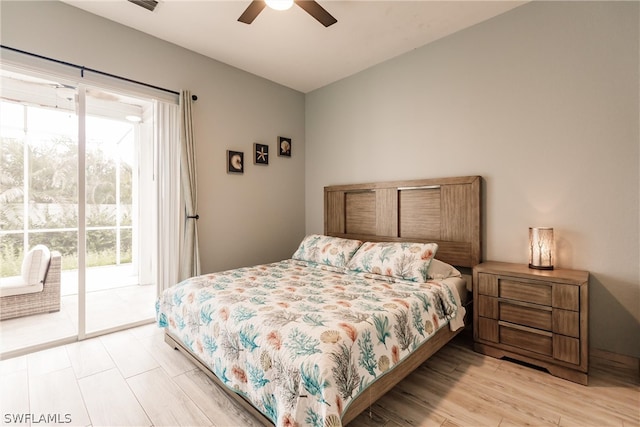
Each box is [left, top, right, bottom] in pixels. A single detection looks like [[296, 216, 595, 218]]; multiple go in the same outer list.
[[529, 227, 554, 270]]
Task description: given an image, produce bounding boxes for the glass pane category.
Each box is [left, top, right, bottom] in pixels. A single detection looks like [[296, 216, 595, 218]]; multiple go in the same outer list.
[[85, 87, 155, 334], [0, 100, 25, 138], [0, 101, 25, 248], [0, 70, 78, 355], [30, 229, 78, 285], [86, 228, 117, 267], [0, 233, 23, 277], [27, 106, 78, 230], [120, 228, 133, 263]]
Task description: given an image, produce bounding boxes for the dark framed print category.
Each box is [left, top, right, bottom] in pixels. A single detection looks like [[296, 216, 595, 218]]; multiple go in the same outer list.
[[278, 136, 292, 157], [227, 150, 244, 173], [254, 143, 269, 165]]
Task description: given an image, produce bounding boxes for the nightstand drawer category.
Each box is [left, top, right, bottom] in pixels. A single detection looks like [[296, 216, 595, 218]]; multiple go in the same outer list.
[[554, 335, 580, 364], [500, 301, 551, 331], [477, 317, 498, 343], [500, 323, 552, 356], [552, 285, 579, 311], [500, 279, 551, 305], [477, 273, 498, 296], [553, 309, 580, 337], [477, 295, 498, 318]]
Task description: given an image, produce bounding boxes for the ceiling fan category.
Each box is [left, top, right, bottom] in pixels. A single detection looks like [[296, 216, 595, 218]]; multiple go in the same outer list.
[[238, 0, 337, 27]]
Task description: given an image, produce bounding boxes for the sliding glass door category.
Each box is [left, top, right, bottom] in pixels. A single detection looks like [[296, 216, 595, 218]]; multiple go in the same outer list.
[[83, 86, 156, 335], [0, 75, 80, 352], [0, 68, 159, 355]]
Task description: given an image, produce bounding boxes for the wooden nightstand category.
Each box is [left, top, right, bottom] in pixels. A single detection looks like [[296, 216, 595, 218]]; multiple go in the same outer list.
[[473, 261, 589, 385]]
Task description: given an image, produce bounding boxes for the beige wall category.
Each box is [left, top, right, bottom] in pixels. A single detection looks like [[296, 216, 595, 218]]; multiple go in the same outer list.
[[1, 1, 306, 273], [305, 1, 640, 357]]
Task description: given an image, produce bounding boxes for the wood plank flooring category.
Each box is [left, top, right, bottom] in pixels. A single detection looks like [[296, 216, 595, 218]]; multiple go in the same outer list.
[[0, 324, 637, 427]]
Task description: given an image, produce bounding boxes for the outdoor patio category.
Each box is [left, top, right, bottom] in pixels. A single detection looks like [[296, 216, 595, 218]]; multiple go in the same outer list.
[[0, 264, 156, 357]]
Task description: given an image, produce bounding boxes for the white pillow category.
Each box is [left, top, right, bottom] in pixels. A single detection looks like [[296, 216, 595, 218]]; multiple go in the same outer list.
[[21, 245, 51, 286], [427, 258, 462, 280]]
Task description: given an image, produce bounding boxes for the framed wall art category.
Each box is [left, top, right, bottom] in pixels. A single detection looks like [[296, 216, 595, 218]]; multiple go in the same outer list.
[[254, 143, 269, 165], [278, 137, 292, 157], [227, 150, 244, 174]]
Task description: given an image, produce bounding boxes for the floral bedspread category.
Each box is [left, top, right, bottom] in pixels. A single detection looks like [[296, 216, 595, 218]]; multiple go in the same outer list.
[[156, 260, 463, 427]]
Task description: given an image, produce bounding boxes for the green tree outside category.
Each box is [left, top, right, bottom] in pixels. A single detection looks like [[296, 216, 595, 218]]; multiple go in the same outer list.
[[1, 116, 134, 277]]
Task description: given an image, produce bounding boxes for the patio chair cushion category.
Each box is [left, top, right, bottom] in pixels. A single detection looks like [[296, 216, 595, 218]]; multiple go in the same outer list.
[[0, 245, 51, 298], [0, 275, 44, 297], [22, 245, 51, 286]]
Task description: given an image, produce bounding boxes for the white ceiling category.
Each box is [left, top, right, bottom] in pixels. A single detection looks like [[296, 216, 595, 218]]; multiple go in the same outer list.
[[60, 0, 527, 93]]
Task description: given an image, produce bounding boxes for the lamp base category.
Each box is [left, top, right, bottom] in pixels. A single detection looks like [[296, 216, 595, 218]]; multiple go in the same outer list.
[[529, 264, 554, 270]]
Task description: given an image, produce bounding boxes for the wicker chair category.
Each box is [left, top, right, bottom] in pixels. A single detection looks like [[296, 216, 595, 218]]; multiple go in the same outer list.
[[0, 251, 62, 321]]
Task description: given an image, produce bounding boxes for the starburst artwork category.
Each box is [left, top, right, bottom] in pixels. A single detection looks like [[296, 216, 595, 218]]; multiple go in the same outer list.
[[254, 143, 269, 165]]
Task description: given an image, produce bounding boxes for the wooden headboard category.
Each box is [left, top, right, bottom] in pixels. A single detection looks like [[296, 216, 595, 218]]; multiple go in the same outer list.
[[324, 176, 482, 268]]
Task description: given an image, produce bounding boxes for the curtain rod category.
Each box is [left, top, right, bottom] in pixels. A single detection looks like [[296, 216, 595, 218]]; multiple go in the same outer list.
[[1, 45, 197, 101]]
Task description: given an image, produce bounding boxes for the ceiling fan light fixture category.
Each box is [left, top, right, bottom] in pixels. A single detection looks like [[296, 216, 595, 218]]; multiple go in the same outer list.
[[238, 0, 336, 26], [265, 0, 294, 11]]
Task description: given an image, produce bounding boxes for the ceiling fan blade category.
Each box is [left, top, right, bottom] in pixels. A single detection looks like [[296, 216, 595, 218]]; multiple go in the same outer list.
[[128, 0, 158, 12], [238, 1, 267, 24], [295, 0, 337, 27]]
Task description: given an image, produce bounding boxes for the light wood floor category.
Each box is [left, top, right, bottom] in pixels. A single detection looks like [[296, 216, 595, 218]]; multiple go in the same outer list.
[[0, 324, 637, 427]]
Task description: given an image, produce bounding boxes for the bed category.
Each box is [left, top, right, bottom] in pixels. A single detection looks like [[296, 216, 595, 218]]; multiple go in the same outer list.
[[159, 175, 482, 426]]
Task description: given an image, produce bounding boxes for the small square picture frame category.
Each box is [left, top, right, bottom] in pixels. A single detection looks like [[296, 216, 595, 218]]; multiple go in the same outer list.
[[278, 136, 292, 157], [254, 143, 269, 165], [227, 150, 244, 174]]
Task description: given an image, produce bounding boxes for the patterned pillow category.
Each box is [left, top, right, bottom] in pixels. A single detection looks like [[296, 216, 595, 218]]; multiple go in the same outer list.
[[292, 234, 363, 268], [346, 241, 438, 283]]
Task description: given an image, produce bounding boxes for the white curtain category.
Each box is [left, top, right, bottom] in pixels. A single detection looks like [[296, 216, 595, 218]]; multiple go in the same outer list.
[[179, 90, 200, 281], [155, 100, 181, 294]]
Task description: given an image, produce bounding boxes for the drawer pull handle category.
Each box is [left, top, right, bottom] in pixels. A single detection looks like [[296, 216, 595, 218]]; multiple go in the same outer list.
[[397, 185, 441, 190], [498, 320, 553, 337], [498, 298, 552, 311]]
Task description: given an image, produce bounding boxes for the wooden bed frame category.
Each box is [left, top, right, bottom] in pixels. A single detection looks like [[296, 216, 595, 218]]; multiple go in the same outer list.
[[165, 175, 482, 426]]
